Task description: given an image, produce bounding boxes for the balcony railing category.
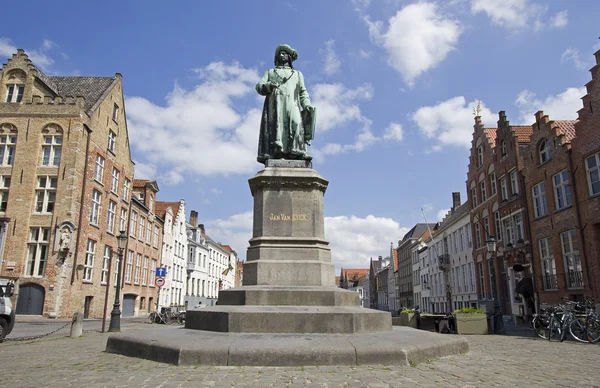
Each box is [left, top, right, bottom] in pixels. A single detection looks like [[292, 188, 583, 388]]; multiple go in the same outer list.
[[566, 270, 584, 289], [438, 254, 450, 271], [542, 274, 558, 290]]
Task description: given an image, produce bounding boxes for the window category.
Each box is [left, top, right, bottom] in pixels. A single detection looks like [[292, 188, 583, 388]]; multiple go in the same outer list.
[[41, 135, 62, 166], [149, 195, 153, 213], [561, 230, 583, 288], [130, 212, 137, 237], [500, 177, 508, 201], [142, 256, 149, 285], [478, 262, 485, 300], [119, 208, 127, 232], [112, 104, 119, 121], [107, 200, 116, 233], [111, 168, 119, 193], [101, 245, 111, 285], [471, 187, 478, 207], [483, 217, 490, 240], [514, 213, 524, 241], [489, 172, 497, 196], [539, 139, 552, 164], [553, 170, 572, 210], [150, 259, 157, 286], [509, 170, 519, 195], [500, 140, 507, 158], [474, 222, 481, 249], [480, 181, 487, 202], [466, 224, 472, 248], [459, 227, 464, 251], [0, 135, 17, 166], [494, 211, 502, 241], [477, 146, 483, 167], [469, 262, 475, 292], [90, 189, 101, 225], [114, 256, 120, 287], [539, 238, 556, 290], [146, 221, 151, 244], [139, 217, 145, 240], [532, 182, 548, 218], [585, 153, 600, 196], [134, 253, 142, 284], [504, 219, 514, 245], [35, 176, 57, 213], [108, 130, 116, 153], [84, 239, 96, 282], [0, 176, 10, 212], [153, 226, 159, 248], [125, 250, 133, 283], [5, 84, 24, 103], [123, 179, 130, 201], [94, 154, 104, 182], [25, 227, 49, 277]]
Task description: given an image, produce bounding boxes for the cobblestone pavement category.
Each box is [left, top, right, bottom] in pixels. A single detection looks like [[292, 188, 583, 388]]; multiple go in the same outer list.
[[1, 324, 599, 388]]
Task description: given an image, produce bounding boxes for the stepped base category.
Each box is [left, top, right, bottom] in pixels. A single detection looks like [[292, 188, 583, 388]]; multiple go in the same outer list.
[[106, 326, 469, 366], [217, 286, 359, 306], [185, 305, 392, 334]]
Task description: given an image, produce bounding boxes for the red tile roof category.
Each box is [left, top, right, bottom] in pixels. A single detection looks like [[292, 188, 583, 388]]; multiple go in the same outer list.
[[221, 245, 233, 253], [483, 128, 497, 146], [154, 201, 181, 220], [393, 249, 399, 271], [342, 268, 369, 281], [511, 126, 533, 143], [133, 179, 148, 188], [554, 120, 577, 141]]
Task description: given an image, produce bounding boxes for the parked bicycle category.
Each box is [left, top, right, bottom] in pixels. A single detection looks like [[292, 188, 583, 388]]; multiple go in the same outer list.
[[532, 297, 599, 343], [147, 307, 185, 325]]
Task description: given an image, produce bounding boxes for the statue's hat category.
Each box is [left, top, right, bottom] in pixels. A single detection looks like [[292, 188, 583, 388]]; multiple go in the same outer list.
[[274, 44, 298, 65]]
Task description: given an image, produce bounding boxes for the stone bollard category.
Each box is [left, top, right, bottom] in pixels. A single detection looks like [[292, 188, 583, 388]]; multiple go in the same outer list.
[[70, 312, 83, 338]]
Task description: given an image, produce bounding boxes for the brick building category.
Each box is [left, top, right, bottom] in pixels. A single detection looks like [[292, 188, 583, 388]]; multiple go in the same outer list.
[[0, 50, 137, 319]]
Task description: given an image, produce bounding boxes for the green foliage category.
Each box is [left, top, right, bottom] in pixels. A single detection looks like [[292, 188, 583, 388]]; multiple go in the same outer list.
[[400, 308, 416, 314], [454, 307, 485, 315]]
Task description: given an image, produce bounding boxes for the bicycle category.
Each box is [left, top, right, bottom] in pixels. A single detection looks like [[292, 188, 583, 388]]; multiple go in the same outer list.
[[147, 309, 170, 324], [568, 297, 600, 343]]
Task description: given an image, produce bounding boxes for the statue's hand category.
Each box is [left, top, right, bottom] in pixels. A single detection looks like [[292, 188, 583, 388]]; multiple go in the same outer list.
[[305, 105, 315, 113], [268, 82, 278, 92]]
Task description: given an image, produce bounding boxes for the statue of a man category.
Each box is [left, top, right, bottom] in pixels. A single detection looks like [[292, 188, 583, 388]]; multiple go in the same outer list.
[[59, 227, 71, 251], [256, 44, 316, 164]]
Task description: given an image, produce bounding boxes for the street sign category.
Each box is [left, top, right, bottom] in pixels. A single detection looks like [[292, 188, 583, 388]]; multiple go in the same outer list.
[[156, 267, 166, 277], [155, 277, 165, 288]]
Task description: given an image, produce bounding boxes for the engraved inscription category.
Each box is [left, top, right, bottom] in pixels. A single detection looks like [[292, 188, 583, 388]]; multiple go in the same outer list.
[[269, 213, 308, 221]]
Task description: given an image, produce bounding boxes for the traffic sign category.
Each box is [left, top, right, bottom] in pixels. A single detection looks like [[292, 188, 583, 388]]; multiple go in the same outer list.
[[156, 267, 167, 277], [155, 277, 165, 288]]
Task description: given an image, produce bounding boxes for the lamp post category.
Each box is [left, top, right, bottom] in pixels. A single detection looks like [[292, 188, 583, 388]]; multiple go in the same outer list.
[[108, 231, 128, 332], [486, 236, 505, 334]]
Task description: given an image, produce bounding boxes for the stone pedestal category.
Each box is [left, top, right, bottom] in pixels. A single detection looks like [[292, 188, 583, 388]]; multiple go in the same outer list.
[[186, 164, 391, 334]]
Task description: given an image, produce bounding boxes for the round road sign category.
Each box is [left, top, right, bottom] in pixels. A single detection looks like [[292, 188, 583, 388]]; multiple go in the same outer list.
[[155, 277, 165, 288]]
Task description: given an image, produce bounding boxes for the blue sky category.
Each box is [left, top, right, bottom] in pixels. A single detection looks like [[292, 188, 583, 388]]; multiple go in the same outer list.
[[2, 0, 599, 270]]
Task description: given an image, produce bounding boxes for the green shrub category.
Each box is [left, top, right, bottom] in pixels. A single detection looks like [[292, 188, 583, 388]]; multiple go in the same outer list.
[[454, 307, 485, 315], [400, 308, 416, 314]]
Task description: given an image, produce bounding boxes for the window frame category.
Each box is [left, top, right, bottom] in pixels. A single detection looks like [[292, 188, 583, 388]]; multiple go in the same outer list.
[[539, 139, 552, 164], [0, 135, 17, 166], [5, 84, 24, 103], [0, 175, 11, 212], [25, 227, 50, 277], [83, 239, 96, 282], [34, 176, 57, 214], [94, 154, 105, 183], [107, 200, 116, 234], [90, 189, 101, 226], [585, 153, 600, 196], [101, 245, 111, 285], [108, 130, 116, 153], [532, 182, 548, 218], [41, 134, 62, 167], [553, 170, 572, 210]]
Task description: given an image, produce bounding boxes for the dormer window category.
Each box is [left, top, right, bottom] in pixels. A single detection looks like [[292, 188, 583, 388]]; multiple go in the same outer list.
[[539, 139, 552, 164], [5, 85, 24, 103], [500, 140, 507, 158]]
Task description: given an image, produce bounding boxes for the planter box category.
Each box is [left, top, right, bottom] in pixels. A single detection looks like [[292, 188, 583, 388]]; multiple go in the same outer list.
[[399, 312, 418, 328], [455, 313, 487, 335]]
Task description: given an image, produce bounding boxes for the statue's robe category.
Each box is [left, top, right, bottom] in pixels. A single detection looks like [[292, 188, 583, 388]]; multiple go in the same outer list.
[[256, 67, 311, 163]]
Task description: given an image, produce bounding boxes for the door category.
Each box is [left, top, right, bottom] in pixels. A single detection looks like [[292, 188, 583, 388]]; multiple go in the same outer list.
[[122, 294, 136, 317], [83, 296, 93, 319], [16, 283, 45, 315]]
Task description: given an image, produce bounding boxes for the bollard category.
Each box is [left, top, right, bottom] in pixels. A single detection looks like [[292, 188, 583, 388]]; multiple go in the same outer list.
[[70, 312, 83, 338]]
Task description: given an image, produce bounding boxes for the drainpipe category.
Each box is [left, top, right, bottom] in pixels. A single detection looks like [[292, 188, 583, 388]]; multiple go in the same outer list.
[[567, 147, 593, 297], [71, 126, 92, 285]]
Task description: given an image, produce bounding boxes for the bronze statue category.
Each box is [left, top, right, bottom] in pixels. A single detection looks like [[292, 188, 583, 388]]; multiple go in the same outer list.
[[256, 44, 316, 164]]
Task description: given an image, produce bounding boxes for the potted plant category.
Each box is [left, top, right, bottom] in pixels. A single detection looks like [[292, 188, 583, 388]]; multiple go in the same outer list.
[[399, 308, 418, 328], [454, 307, 487, 335]]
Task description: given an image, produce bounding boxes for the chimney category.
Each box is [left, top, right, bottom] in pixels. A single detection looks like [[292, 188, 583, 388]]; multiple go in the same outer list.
[[199, 224, 205, 234], [189, 210, 198, 227], [452, 192, 461, 211]]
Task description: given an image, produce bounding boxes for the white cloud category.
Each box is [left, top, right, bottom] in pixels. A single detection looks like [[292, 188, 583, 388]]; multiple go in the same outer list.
[[133, 160, 157, 179], [383, 122, 404, 141], [471, 0, 567, 31], [128, 62, 378, 177], [515, 87, 585, 123], [364, 2, 462, 86], [0, 37, 56, 70], [561, 48, 586, 70], [359, 50, 371, 59], [422, 203, 434, 213], [550, 10, 568, 28], [207, 212, 409, 270], [160, 169, 184, 185], [437, 208, 451, 222], [322, 40, 340, 75], [412, 96, 496, 149]]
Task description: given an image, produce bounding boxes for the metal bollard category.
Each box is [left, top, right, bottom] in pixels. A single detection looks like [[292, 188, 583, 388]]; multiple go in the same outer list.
[[70, 312, 83, 338]]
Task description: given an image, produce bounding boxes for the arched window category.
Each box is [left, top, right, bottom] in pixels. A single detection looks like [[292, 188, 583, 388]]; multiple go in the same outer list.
[[4, 70, 26, 103], [41, 123, 63, 167], [500, 140, 507, 157], [539, 139, 552, 164]]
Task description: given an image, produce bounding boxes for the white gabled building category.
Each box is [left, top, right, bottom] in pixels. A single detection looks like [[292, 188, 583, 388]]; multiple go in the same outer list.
[[427, 193, 477, 313], [155, 200, 188, 309], [417, 243, 431, 312]]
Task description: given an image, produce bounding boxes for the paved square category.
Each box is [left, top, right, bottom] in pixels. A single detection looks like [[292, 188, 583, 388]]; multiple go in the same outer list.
[[1, 323, 599, 387]]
